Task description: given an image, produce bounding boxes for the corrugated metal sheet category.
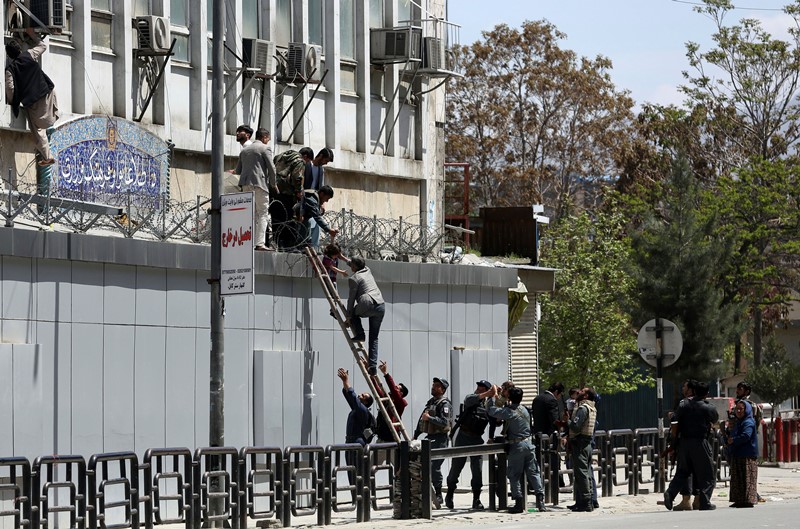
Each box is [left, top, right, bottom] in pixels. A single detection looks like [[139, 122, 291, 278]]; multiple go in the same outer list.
[[509, 294, 539, 399]]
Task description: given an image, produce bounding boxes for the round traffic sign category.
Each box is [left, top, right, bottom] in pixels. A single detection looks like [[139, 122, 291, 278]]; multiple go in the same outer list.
[[637, 318, 683, 368]]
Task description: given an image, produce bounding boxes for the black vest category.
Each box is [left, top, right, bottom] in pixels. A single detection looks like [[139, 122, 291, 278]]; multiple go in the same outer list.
[[6, 52, 54, 116]]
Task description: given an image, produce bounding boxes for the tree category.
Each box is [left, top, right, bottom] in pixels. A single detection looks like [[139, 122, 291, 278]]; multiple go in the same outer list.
[[683, 0, 800, 165], [538, 210, 646, 393], [748, 337, 800, 461], [445, 21, 634, 220], [628, 156, 744, 382], [709, 158, 800, 366]]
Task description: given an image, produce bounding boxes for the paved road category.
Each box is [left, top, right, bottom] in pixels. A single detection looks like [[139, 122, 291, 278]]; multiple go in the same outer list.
[[314, 464, 800, 529]]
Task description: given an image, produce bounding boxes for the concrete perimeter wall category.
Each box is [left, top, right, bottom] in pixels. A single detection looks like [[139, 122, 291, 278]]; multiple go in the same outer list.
[[0, 228, 515, 461]]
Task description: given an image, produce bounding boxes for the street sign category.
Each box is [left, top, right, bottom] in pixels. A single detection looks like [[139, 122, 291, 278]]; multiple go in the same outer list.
[[637, 318, 683, 368], [221, 191, 254, 295]]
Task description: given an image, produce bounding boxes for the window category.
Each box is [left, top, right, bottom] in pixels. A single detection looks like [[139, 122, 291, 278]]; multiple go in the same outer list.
[[275, 0, 292, 47], [91, 0, 113, 51], [369, 0, 384, 28], [308, 0, 323, 47], [242, 0, 260, 39], [53, 0, 74, 43], [340, 0, 355, 59], [370, 67, 385, 99], [397, 0, 412, 23], [133, 0, 151, 17], [171, 0, 190, 62]]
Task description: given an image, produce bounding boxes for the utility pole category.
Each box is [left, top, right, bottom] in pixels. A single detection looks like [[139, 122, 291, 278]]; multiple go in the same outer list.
[[210, 0, 225, 453]]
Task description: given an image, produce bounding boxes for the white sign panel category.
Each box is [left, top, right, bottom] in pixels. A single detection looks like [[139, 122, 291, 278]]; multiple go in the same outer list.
[[637, 318, 683, 368], [221, 192, 254, 295]]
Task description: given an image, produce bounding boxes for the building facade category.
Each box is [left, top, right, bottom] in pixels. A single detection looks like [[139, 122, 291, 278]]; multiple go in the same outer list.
[[2, 0, 456, 225]]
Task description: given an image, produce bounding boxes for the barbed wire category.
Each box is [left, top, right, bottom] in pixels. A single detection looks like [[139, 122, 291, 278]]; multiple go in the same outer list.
[[1, 182, 448, 261]]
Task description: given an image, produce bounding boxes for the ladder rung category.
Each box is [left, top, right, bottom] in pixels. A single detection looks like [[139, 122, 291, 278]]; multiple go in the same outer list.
[[380, 397, 392, 402]]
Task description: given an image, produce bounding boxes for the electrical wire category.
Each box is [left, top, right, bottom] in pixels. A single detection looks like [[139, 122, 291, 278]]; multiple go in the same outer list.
[[671, 0, 786, 11]]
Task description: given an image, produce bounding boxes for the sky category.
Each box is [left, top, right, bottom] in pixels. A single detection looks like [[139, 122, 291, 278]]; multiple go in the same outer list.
[[447, 0, 794, 108]]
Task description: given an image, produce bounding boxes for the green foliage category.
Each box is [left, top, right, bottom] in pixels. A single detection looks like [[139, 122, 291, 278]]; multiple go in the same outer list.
[[748, 337, 800, 413], [538, 209, 646, 394], [629, 156, 745, 382]]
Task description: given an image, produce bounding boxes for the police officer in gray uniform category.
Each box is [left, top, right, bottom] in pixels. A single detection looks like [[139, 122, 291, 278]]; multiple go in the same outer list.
[[414, 377, 452, 507], [487, 386, 547, 514]]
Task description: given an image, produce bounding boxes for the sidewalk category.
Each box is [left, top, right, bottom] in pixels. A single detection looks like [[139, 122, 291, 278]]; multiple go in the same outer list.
[[312, 464, 800, 528]]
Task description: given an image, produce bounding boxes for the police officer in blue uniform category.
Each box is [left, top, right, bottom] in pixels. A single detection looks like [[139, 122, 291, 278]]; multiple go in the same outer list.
[[487, 386, 547, 514], [414, 377, 452, 508]]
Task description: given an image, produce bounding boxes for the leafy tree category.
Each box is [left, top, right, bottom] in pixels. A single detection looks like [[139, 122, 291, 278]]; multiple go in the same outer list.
[[628, 156, 744, 382], [748, 337, 800, 461], [445, 21, 634, 219], [538, 209, 646, 393], [709, 158, 800, 366]]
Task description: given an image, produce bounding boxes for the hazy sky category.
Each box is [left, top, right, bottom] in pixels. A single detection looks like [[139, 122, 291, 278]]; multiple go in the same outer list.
[[447, 0, 793, 108]]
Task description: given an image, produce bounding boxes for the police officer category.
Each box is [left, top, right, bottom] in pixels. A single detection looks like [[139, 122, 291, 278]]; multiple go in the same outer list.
[[663, 381, 719, 511], [487, 386, 547, 514], [445, 380, 492, 510], [567, 387, 598, 512], [414, 377, 452, 507]]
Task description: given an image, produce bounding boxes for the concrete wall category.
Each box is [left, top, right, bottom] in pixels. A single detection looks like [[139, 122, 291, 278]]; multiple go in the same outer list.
[[0, 228, 515, 460]]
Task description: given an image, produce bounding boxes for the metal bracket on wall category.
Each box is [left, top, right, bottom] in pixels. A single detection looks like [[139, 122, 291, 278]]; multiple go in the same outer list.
[[371, 61, 419, 155], [273, 68, 329, 141], [134, 39, 176, 123]]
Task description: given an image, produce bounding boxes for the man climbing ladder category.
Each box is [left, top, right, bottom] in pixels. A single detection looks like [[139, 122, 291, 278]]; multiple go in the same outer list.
[[305, 247, 410, 444]]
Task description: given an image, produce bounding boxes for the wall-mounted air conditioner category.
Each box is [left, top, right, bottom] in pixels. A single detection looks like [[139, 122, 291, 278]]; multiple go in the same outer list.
[[29, 0, 66, 28], [286, 42, 323, 83], [242, 38, 276, 76], [135, 15, 171, 52], [370, 27, 422, 64], [422, 37, 445, 71]]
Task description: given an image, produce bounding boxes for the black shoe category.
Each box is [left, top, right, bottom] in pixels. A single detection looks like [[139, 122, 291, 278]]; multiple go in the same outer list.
[[536, 495, 547, 512], [352, 334, 366, 342], [567, 504, 578, 511], [472, 499, 484, 510], [367, 365, 378, 376], [592, 501, 600, 509], [571, 505, 594, 512], [445, 492, 454, 510], [507, 498, 525, 514], [663, 491, 674, 511], [434, 493, 443, 509], [699, 504, 716, 511]]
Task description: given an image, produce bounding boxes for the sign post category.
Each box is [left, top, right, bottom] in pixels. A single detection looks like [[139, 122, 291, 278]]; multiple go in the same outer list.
[[637, 318, 683, 436]]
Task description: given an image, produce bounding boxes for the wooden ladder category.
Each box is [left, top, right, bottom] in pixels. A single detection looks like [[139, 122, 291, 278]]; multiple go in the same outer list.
[[305, 247, 411, 444]]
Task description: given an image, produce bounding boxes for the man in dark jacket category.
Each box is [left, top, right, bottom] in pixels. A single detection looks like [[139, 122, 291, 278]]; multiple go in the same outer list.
[[445, 380, 493, 510], [5, 28, 59, 166], [532, 382, 565, 495], [337, 367, 375, 503], [302, 147, 333, 191], [301, 184, 338, 248]]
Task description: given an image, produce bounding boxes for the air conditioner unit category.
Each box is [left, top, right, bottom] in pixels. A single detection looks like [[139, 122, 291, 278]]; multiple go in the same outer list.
[[286, 42, 323, 83], [422, 37, 445, 71], [242, 38, 276, 76], [29, 0, 66, 28], [135, 15, 171, 52], [370, 27, 422, 64]]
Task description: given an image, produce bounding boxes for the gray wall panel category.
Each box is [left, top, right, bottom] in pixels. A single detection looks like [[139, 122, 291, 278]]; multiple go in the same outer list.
[[2, 256, 33, 320], [463, 333, 480, 350], [0, 345, 14, 455], [224, 290, 252, 330], [35, 260, 72, 323], [1, 319, 32, 344], [166, 269, 198, 328], [194, 328, 210, 447], [492, 333, 509, 360], [134, 326, 166, 454], [281, 351, 304, 447], [103, 325, 135, 451], [72, 323, 105, 456], [428, 285, 448, 332], [299, 349, 321, 446], [479, 330, 493, 350], [253, 329, 274, 352], [408, 331, 431, 430], [479, 287, 493, 333], [309, 290, 335, 332], [135, 267, 167, 327], [465, 286, 481, 332], [272, 279, 294, 338], [223, 329, 252, 448], [409, 285, 429, 331], [391, 284, 410, 331], [72, 262, 105, 324], [165, 327, 197, 448], [450, 348, 475, 410], [253, 350, 284, 447], [449, 286, 467, 336], [104, 264, 136, 325], [194, 274, 211, 329], [312, 333, 335, 446], [35, 321, 72, 453], [492, 287, 507, 332]]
